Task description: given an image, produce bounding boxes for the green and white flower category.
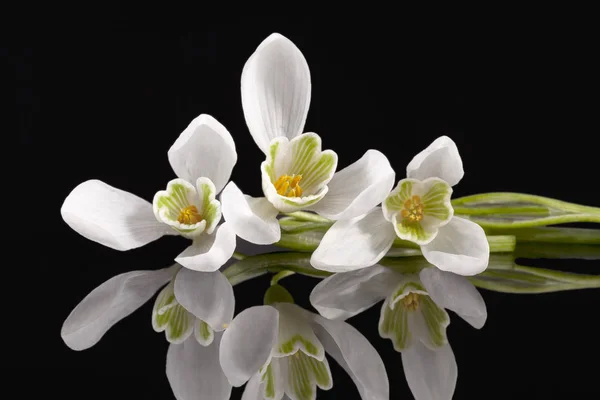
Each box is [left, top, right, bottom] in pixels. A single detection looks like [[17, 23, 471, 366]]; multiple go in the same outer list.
[[311, 136, 490, 276], [219, 298, 389, 400], [61, 265, 235, 400], [60, 114, 237, 272], [310, 264, 487, 400], [221, 33, 395, 245]]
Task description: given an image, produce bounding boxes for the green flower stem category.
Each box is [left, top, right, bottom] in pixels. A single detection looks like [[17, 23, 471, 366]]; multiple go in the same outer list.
[[271, 270, 296, 285], [283, 211, 332, 224], [232, 252, 247, 261], [223, 252, 331, 286], [485, 227, 600, 245], [453, 192, 600, 214]]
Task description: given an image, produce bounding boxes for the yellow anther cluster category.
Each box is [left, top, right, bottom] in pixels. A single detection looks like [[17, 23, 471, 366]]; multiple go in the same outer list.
[[401, 195, 424, 223], [274, 174, 303, 197], [177, 205, 203, 225], [402, 292, 420, 311]]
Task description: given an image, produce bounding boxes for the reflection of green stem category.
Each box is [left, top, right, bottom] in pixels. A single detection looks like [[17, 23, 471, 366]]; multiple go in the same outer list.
[[283, 211, 332, 223], [453, 192, 600, 214], [486, 227, 600, 244]]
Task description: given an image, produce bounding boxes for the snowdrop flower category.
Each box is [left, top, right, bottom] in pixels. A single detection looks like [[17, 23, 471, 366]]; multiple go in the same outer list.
[[311, 136, 490, 276], [221, 33, 394, 245], [310, 264, 487, 400], [60, 114, 237, 272], [219, 289, 389, 400], [61, 265, 234, 400]]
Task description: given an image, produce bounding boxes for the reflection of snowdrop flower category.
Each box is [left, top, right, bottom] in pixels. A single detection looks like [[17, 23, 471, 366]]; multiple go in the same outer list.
[[61, 265, 234, 400], [221, 33, 394, 245], [312, 136, 490, 276], [310, 264, 487, 400], [219, 294, 389, 400], [61, 114, 237, 272]]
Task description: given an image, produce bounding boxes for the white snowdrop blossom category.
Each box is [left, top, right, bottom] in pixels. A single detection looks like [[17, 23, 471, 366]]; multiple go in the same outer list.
[[221, 33, 394, 245], [219, 301, 389, 400], [311, 136, 490, 276], [60, 114, 237, 272], [310, 265, 487, 400], [61, 265, 235, 400]]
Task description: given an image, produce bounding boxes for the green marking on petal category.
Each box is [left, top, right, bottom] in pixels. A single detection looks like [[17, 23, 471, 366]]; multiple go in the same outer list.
[[299, 151, 337, 193], [274, 303, 325, 360], [153, 178, 207, 238], [379, 296, 411, 351], [384, 179, 414, 218], [279, 335, 319, 357], [194, 319, 214, 346], [262, 363, 276, 398], [389, 281, 427, 307], [422, 180, 453, 220], [196, 178, 221, 235], [152, 281, 194, 344], [286, 351, 333, 400], [393, 214, 437, 244], [419, 295, 450, 348], [265, 139, 282, 181]]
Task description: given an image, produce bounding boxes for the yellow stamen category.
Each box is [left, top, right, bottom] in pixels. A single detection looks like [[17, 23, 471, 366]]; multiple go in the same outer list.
[[274, 174, 303, 197], [401, 195, 424, 223], [177, 205, 203, 225], [402, 292, 420, 311]]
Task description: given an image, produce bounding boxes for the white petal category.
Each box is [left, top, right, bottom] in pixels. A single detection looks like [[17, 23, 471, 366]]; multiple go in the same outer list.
[[402, 341, 457, 400], [310, 265, 401, 320], [167, 333, 232, 400], [220, 305, 280, 387], [175, 222, 236, 272], [406, 136, 464, 186], [419, 267, 487, 329], [168, 114, 237, 194], [310, 207, 396, 272], [421, 216, 490, 276], [61, 180, 173, 251], [241, 33, 311, 154], [311, 315, 389, 400], [241, 373, 264, 400], [221, 182, 281, 245], [174, 268, 234, 332], [61, 266, 175, 350], [273, 303, 325, 360], [308, 150, 395, 220]]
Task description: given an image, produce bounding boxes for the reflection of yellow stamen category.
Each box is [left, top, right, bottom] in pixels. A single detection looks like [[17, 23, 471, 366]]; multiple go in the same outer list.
[[222, 323, 229, 329], [274, 174, 303, 197], [402, 292, 420, 311], [401, 195, 424, 223], [177, 205, 203, 224]]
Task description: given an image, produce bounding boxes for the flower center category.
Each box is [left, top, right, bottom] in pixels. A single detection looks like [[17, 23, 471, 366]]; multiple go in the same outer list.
[[274, 174, 303, 197], [177, 205, 203, 225], [400, 195, 424, 223], [402, 292, 420, 311]]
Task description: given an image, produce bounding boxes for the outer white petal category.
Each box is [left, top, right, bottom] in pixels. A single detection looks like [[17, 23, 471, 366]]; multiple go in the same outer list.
[[311, 315, 389, 400], [61, 266, 175, 350], [61, 180, 174, 251], [419, 267, 487, 329], [167, 333, 232, 400], [406, 136, 464, 186], [308, 150, 395, 220], [421, 216, 490, 276], [175, 222, 236, 272], [402, 341, 457, 400], [310, 265, 401, 320], [241, 33, 311, 154], [168, 114, 237, 194], [220, 305, 280, 387], [221, 182, 280, 245], [310, 207, 396, 272], [174, 268, 234, 332]]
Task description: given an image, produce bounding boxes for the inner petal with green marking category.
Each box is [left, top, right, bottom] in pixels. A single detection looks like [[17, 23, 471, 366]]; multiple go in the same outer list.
[[284, 350, 333, 400], [261, 133, 338, 213], [153, 177, 221, 239], [382, 177, 454, 245], [152, 280, 195, 344], [273, 303, 325, 360]]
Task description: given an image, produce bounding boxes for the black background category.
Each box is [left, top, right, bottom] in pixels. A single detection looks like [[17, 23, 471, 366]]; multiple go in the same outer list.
[[8, 11, 599, 400]]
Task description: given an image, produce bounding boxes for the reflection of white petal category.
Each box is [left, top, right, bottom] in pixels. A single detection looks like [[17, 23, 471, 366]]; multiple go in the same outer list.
[[406, 136, 464, 187], [241, 33, 311, 154], [311, 315, 389, 400], [310, 265, 400, 320], [420, 267, 487, 329], [61, 266, 175, 350], [167, 333, 232, 400], [421, 216, 490, 276], [402, 341, 457, 400], [240, 373, 263, 400], [219, 306, 279, 387], [61, 180, 173, 251], [168, 114, 237, 194], [273, 303, 325, 360], [175, 223, 236, 272], [174, 269, 234, 332], [221, 182, 280, 245], [311, 208, 396, 272], [309, 150, 395, 220]]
